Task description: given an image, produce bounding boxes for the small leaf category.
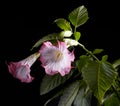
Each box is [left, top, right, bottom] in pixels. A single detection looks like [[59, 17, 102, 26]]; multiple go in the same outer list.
[[93, 49, 104, 54], [54, 18, 72, 31], [31, 33, 62, 50], [102, 55, 108, 61], [68, 5, 89, 28], [75, 31, 81, 41], [81, 61, 117, 104], [40, 71, 73, 95], [112, 58, 120, 69], [58, 81, 80, 106]]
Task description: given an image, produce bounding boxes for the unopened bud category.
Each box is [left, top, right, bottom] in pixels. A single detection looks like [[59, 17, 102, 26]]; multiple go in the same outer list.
[[64, 38, 79, 47], [60, 31, 73, 37]]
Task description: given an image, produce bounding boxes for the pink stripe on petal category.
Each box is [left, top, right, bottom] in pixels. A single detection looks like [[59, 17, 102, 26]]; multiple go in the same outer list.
[[57, 41, 67, 51], [39, 41, 52, 53], [15, 65, 34, 83], [7, 62, 21, 75], [70, 50, 75, 61]]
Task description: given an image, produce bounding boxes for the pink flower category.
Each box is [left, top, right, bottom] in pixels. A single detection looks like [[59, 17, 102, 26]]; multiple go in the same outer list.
[[7, 52, 40, 83], [39, 41, 75, 76]]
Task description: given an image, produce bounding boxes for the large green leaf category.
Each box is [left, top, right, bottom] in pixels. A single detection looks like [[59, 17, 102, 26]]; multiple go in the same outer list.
[[103, 93, 120, 106], [73, 81, 92, 106], [75, 55, 91, 72], [43, 89, 63, 106], [40, 71, 73, 95], [54, 18, 72, 31], [58, 81, 80, 106], [68, 5, 89, 28], [31, 33, 62, 50], [81, 61, 117, 103], [74, 88, 92, 106]]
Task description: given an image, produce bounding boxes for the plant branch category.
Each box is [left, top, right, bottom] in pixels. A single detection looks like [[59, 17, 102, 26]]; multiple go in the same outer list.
[[78, 43, 100, 62]]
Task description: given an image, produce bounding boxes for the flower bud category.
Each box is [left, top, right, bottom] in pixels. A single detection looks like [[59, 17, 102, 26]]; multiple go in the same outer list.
[[64, 38, 79, 47], [60, 30, 73, 37]]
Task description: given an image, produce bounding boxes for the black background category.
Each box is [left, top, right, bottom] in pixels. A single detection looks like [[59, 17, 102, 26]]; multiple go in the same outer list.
[[0, 0, 120, 106]]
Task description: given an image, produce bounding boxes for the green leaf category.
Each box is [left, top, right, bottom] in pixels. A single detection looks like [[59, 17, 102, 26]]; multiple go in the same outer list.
[[40, 71, 73, 95], [73, 81, 92, 106], [54, 18, 72, 31], [75, 55, 91, 72], [68, 5, 89, 28], [102, 55, 108, 61], [58, 81, 80, 106], [103, 93, 120, 106], [31, 33, 62, 50], [112, 77, 120, 91], [74, 88, 92, 106], [93, 49, 104, 54], [81, 61, 117, 104], [75, 31, 81, 41], [112, 58, 120, 69], [43, 89, 63, 106]]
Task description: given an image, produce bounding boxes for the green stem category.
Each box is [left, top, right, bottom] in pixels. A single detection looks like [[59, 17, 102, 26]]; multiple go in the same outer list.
[[78, 43, 100, 62], [73, 26, 77, 38]]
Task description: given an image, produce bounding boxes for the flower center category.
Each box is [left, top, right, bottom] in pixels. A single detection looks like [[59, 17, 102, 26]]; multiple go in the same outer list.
[[53, 50, 63, 62]]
